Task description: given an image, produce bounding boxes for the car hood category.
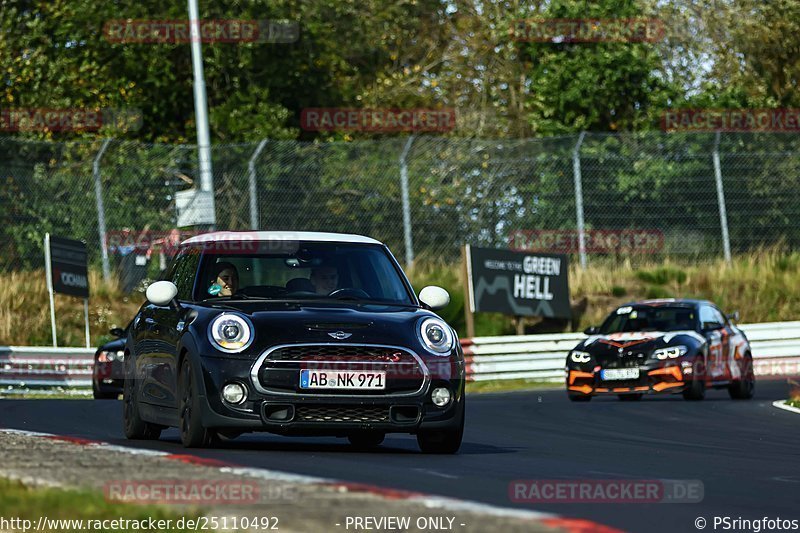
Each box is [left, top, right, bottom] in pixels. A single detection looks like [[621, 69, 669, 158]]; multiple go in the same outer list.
[[194, 300, 437, 350], [574, 330, 705, 360]]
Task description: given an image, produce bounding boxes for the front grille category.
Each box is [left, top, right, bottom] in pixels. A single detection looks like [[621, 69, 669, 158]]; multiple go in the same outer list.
[[294, 405, 389, 423], [266, 345, 417, 363], [257, 344, 427, 396]]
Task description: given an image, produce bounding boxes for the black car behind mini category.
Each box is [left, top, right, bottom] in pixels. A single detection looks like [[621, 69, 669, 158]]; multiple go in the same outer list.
[[123, 231, 465, 453]]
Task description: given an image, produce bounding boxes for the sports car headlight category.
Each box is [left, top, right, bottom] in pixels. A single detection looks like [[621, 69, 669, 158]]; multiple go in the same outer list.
[[209, 314, 253, 353], [570, 350, 591, 363], [418, 317, 454, 355], [653, 345, 688, 360]]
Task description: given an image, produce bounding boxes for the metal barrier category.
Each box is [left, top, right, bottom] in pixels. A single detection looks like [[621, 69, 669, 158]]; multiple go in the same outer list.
[[2, 321, 800, 392], [0, 347, 94, 392], [461, 322, 800, 382]]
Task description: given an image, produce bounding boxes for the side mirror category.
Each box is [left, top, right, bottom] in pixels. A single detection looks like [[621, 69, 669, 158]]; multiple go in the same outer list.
[[727, 311, 740, 323], [583, 326, 599, 335], [109, 327, 125, 338], [146, 280, 178, 307], [418, 286, 450, 311]]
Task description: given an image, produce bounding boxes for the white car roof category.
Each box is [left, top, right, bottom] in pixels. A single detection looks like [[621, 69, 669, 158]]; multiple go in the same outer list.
[[182, 231, 383, 246]]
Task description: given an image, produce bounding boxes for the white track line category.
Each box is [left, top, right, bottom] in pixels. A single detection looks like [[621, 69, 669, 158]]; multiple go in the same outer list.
[[772, 400, 800, 415]]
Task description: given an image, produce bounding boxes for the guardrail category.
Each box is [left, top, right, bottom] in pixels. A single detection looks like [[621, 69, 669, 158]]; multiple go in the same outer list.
[[0, 347, 94, 392], [461, 322, 800, 382], [2, 321, 800, 393]]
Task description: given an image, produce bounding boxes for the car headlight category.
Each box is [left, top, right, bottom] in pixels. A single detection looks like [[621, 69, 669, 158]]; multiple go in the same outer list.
[[418, 317, 454, 355], [570, 350, 591, 363], [653, 345, 688, 360], [209, 314, 253, 353]]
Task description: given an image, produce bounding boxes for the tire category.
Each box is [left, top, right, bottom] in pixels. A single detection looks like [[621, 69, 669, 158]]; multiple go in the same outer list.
[[417, 402, 464, 454], [347, 432, 385, 449], [729, 354, 755, 400], [93, 380, 118, 400], [178, 359, 214, 448], [682, 360, 706, 401], [568, 393, 592, 402], [122, 360, 163, 440], [618, 393, 643, 401]]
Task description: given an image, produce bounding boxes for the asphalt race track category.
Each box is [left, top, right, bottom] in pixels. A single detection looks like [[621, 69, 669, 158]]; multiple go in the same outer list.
[[2, 380, 799, 532]]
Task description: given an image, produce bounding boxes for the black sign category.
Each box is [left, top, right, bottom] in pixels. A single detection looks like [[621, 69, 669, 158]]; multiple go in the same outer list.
[[48, 235, 89, 298], [467, 246, 570, 319]]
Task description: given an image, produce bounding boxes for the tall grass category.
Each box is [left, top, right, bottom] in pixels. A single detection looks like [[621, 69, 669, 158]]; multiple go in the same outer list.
[[2, 247, 799, 345], [0, 270, 143, 346], [410, 247, 800, 336]]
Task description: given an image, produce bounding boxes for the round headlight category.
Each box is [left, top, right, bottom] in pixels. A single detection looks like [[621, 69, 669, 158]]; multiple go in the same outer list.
[[209, 314, 253, 353], [418, 317, 454, 355], [106, 351, 117, 362]]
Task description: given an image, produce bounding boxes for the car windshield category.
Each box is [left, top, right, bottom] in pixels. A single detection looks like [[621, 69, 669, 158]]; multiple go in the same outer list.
[[599, 305, 698, 334], [193, 241, 414, 305]]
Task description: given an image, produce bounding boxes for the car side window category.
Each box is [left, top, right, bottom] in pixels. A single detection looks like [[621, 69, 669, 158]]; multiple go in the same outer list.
[[171, 250, 200, 301], [699, 305, 725, 331]]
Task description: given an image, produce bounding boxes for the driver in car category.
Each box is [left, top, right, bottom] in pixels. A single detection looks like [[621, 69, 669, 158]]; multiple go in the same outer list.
[[310, 265, 338, 295], [210, 262, 239, 297]]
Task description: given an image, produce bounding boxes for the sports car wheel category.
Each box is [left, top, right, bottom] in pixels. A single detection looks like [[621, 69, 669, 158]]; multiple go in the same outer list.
[[729, 354, 755, 400], [347, 432, 385, 449], [682, 360, 706, 401], [179, 359, 214, 448], [618, 393, 643, 401], [123, 360, 163, 440], [568, 393, 591, 402]]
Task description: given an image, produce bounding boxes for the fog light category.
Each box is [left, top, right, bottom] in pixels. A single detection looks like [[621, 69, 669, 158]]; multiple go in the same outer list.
[[222, 382, 247, 405], [431, 387, 451, 407]]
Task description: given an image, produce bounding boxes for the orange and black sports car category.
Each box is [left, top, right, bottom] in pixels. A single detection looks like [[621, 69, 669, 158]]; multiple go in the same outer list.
[[566, 299, 754, 402]]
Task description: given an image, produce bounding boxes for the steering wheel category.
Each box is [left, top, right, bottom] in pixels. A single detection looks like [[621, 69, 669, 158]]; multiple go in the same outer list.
[[327, 288, 370, 300]]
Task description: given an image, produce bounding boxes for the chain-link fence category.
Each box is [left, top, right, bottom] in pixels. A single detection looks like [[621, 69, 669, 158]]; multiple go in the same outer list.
[[2, 131, 800, 278]]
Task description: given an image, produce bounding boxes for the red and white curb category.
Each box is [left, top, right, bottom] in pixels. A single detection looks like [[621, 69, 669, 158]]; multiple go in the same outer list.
[[772, 400, 800, 415], [0, 428, 619, 533]]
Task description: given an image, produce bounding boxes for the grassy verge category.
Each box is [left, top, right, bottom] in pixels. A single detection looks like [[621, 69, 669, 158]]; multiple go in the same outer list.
[[409, 246, 800, 337], [787, 399, 800, 409], [0, 478, 201, 532], [466, 379, 559, 394], [4, 247, 800, 344]]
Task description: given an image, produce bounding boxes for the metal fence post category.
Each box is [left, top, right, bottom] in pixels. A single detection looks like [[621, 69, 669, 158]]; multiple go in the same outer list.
[[399, 136, 415, 267], [712, 131, 732, 263], [248, 139, 268, 230], [93, 138, 113, 283], [572, 131, 587, 269]]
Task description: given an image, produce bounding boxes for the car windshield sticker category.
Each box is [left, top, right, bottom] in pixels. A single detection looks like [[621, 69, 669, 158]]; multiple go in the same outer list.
[[629, 310, 638, 319], [208, 283, 222, 296]]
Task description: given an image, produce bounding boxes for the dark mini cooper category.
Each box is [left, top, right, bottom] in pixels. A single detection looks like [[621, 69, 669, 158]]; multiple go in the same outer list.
[[92, 324, 129, 399], [566, 299, 754, 402], [123, 231, 465, 453]]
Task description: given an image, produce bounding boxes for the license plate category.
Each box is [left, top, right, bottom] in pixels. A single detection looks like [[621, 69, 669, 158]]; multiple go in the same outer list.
[[601, 368, 640, 380], [300, 369, 386, 390]]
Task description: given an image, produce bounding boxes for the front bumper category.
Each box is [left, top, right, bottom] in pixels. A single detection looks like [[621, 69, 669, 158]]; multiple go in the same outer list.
[[193, 350, 465, 436], [94, 360, 125, 392], [567, 364, 688, 396]]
